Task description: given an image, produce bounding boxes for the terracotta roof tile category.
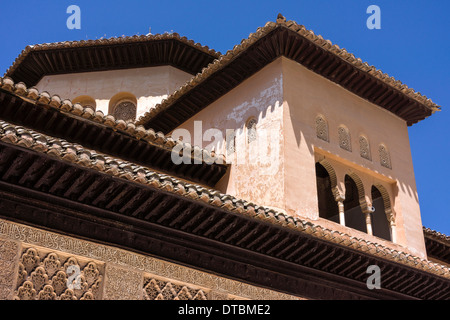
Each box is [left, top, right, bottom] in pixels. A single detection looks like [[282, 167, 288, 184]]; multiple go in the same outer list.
[[0, 76, 226, 165], [0, 118, 449, 280], [4, 32, 221, 81], [424, 227, 450, 244]]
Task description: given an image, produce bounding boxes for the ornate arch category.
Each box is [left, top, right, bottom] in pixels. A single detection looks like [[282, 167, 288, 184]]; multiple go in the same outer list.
[[345, 172, 368, 213], [317, 159, 340, 201], [372, 184, 394, 223], [108, 92, 137, 122]]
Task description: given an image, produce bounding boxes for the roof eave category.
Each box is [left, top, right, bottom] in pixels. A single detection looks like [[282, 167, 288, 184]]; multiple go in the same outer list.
[[5, 34, 221, 87], [137, 20, 441, 132]]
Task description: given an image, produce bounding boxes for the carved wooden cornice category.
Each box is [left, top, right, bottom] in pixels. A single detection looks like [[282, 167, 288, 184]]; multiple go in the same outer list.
[[5, 33, 220, 87]]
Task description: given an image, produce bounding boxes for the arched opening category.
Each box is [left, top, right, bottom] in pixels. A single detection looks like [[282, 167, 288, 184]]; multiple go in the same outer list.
[[315, 162, 339, 223], [344, 175, 367, 233], [371, 185, 392, 241], [109, 92, 137, 122], [72, 95, 96, 111]]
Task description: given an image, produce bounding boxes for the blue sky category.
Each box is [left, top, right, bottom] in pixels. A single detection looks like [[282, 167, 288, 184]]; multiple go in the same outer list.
[[0, 0, 449, 235]]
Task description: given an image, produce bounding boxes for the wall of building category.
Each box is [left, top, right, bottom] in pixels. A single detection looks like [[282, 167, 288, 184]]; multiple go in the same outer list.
[[34, 66, 193, 120], [0, 218, 300, 300], [173, 58, 286, 211], [173, 56, 426, 258], [281, 57, 426, 258], [33, 56, 427, 258]]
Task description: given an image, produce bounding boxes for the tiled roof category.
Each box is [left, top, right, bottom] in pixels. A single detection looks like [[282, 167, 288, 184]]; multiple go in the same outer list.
[[0, 76, 226, 170], [424, 227, 450, 244], [4, 32, 221, 86], [1, 118, 449, 281], [424, 227, 450, 265], [136, 14, 441, 129]]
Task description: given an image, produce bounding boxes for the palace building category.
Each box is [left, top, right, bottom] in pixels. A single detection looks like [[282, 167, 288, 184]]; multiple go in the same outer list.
[[0, 14, 448, 300]]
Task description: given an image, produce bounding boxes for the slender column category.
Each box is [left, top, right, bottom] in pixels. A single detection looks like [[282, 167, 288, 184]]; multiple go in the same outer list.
[[390, 221, 397, 243], [334, 193, 345, 226], [365, 211, 373, 235], [362, 203, 374, 235], [338, 200, 345, 226]]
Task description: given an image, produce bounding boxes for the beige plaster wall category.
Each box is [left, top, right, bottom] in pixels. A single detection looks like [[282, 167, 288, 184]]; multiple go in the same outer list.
[[281, 57, 425, 258], [173, 58, 285, 211], [35, 66, 193, 119]]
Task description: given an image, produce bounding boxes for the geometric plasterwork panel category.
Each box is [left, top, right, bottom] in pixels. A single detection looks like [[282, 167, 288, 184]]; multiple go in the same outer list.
[[359, 135, 371, 160], [103, 264, 142, 300], [113, 101, 137, 122], [0, 238, 20, 300], [0, 218, 301, 300], [315, 115, 329, 142], [143, 275, 208, 300], [379, 144, 392, 169], [13, 245, 104, 300], [338, 126, 352, 151]]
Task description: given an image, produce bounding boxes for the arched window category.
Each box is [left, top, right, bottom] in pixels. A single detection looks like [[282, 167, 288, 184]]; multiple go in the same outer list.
[[315, 162, 339, 223], [72, 95, 96, 111], [379, 144, 392, 169], [343, 175, 366, 233], [315, 115, 329, 142], [371, 185, 392, 241], [359, 135, 371, 160], [338, 126, 351, 152], [109, 92, 137, 122], [112, 100, 137, 121], [246, 118, 257, 144]]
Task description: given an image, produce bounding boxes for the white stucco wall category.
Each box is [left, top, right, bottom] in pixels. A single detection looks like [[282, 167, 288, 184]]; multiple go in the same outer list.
[[35, 66, 193, 119]]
